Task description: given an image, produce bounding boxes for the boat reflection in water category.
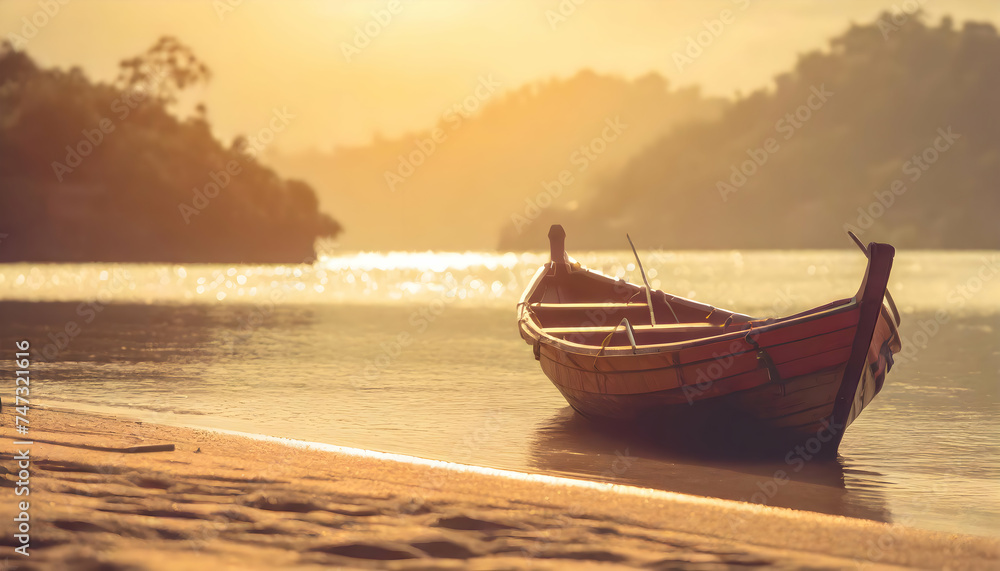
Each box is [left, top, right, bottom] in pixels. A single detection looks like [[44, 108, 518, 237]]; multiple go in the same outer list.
[[528, 407, 893, 524]]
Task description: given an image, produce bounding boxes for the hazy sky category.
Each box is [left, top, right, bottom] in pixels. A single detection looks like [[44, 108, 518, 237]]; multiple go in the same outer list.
[[3, 0, 998, 151]]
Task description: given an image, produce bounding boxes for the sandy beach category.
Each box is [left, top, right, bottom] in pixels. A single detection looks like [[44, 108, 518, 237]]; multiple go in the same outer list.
[[1, 407, 997, 570]]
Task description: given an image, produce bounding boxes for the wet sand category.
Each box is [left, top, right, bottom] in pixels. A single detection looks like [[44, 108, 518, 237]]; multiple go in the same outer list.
[[1, 407, 997, 570]]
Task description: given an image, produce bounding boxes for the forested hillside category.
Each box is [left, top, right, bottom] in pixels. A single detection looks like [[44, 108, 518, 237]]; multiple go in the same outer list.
[[500, 15, 1000, 251], [268, 71, 723, 250]]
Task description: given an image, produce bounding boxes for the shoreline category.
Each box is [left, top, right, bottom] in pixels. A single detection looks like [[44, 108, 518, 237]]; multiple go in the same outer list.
[[27, 398, 997, 538], [2, 406, 998, 569]]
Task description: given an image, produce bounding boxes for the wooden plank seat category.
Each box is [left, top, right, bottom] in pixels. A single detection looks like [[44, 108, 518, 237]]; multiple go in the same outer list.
[[543, 321, 727, 347], [542, 322, 722, 336], [529, 302, 656, 329], [529, 303, 650, 309]]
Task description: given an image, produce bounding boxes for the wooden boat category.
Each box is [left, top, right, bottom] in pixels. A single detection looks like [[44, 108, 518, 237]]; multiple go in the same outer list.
[[517, 225, 902, 456]]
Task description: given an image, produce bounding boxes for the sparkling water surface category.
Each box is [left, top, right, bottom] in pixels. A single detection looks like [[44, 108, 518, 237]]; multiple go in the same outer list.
[[1, 248, 997, 538]]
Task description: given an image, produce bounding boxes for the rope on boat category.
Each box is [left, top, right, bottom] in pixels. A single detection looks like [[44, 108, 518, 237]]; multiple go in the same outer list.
[[593, 317, 638, 367], [745, 328, 783, 391], [848, 230, 901, 326]]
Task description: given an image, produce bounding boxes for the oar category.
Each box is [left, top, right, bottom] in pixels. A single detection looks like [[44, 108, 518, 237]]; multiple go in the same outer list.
[[847, 231, 901, 326], [626, 234, 679, 324]]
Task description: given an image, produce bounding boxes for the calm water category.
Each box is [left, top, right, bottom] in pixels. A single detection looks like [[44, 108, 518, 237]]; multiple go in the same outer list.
[[1, 249, 998, 537]]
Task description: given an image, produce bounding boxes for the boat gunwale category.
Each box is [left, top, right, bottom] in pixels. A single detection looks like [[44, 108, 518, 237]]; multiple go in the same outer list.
[[518, 261, 861, 357]]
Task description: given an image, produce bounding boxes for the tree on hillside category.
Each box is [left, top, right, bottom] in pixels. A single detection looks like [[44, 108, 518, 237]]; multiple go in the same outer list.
[[116, 36, 212, 108]]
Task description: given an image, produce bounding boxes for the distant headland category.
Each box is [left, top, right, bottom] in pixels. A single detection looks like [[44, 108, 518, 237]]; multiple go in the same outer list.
[[0, 37, 341, 263]]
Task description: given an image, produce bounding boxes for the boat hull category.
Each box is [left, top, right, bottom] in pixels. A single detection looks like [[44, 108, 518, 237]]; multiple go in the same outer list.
[[517, 225, 901, 456], [543, 313, 896, 454]]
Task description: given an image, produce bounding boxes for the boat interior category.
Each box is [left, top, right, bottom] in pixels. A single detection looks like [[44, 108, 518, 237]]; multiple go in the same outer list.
[[522, 261, 855, 348], [519, 225, 887, 350]]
